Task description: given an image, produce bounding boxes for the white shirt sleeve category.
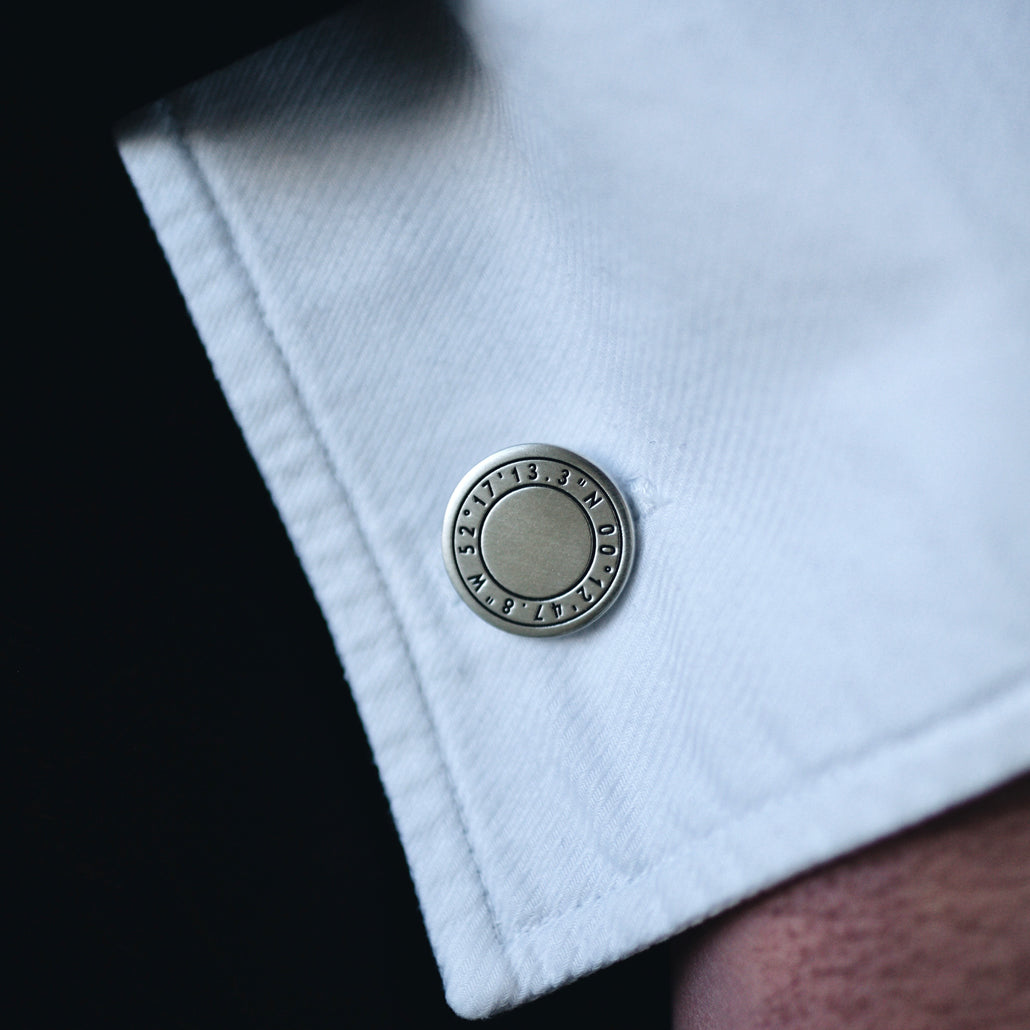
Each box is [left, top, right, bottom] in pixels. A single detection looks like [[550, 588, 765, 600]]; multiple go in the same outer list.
[[118, 0, 1030, 1016]]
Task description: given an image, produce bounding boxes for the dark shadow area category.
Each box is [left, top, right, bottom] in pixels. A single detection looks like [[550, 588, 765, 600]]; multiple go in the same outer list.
[[165, 0, 480, 138], [11, 2, 669, 1027]]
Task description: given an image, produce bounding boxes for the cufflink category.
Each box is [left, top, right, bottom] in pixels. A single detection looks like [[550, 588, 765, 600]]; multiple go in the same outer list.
[[442, 444, 635, 636]]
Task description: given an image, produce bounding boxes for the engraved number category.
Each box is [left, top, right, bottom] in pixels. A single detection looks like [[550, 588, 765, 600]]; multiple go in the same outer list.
[[577, 585, 593, 603], [480, 479, 495, 498], [502, 598, 514, 614], [458, 526, 476, 536], [458, 545, 476, 554], [558, 468, 570, 486], [510, 465, 520, 482], [528, 463, 538, 480]]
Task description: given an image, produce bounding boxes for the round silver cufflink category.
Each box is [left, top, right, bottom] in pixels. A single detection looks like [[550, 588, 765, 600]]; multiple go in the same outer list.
[[442, 444, 635, 636]]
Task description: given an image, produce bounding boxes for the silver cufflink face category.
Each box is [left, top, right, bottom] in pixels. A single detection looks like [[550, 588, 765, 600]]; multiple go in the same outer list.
[[442, 444, 635, 636]]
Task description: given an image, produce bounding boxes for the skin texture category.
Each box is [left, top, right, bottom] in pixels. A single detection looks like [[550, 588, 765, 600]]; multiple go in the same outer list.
[[671, 773, 1030, 1030]]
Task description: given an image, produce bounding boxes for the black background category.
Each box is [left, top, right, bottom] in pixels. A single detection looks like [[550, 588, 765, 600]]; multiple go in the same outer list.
[[11, 2, 669, 1026]]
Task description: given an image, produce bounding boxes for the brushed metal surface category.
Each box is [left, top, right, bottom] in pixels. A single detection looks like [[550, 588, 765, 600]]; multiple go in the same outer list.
[[442, 444, 635, 636]]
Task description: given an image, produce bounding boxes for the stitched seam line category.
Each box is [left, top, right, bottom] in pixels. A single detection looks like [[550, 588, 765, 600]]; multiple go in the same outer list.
[[159, 99, 515, 980], [152, 99, 1030, 965], [508, 660, 1030, 940]]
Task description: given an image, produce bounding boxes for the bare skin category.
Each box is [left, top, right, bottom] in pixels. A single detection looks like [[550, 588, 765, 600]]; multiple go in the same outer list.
[[671, 773, 1030, 1030]]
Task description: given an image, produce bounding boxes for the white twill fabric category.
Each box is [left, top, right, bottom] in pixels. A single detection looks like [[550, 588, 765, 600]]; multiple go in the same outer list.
[[118, 0, 1030, 1017]]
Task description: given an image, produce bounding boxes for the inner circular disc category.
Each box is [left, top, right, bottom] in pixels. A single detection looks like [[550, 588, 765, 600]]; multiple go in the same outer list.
[[480, 486, 594, 600]]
